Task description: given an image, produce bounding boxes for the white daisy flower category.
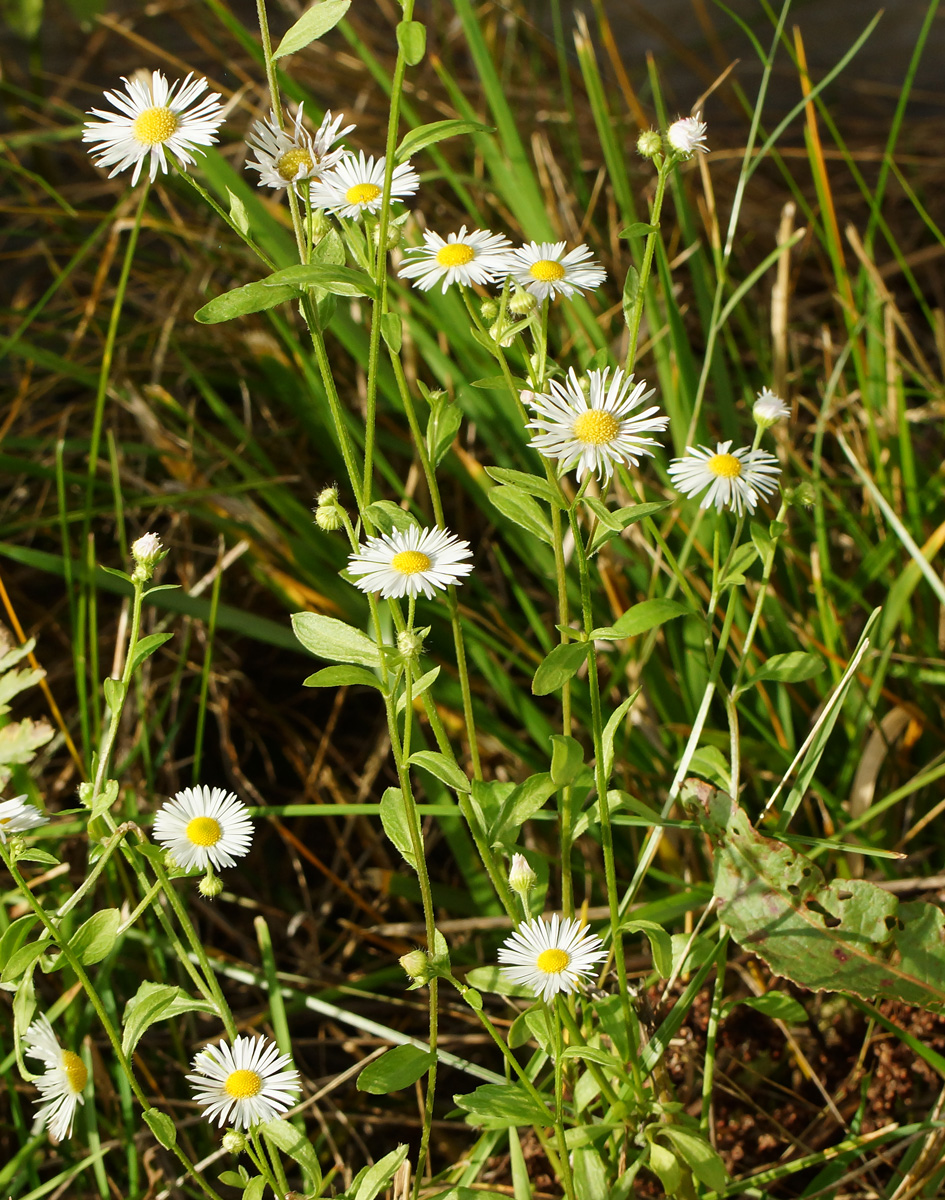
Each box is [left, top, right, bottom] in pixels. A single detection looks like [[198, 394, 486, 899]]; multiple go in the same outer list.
[[82, 70, 225, 186], [0, 795, 48, 843], [24, 1015, 89, 1141], [309, 151, 419, 220], [753, 387, 790, 427], [668, 440, 781, 515], [508, 240, 606, 301], [246, 105, 353, 190], [152, 785, 253, 872], [398, 226, 515, 293], [667, 113, 708, 157], [347, 525, 473, 600], [524, 366, 668, 482], [187, 1035, 300, 1130], [498, 914, 607, 1003]]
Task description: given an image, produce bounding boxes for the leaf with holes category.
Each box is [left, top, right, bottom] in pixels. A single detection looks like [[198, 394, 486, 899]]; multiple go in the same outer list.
[[688, 785, 945, 1012]]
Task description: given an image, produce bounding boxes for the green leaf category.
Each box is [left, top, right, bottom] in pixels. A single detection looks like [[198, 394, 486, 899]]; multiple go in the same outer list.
[[741, 651, 825, 689], [587, 501, 672, 555], [395, 665, 440, 714], [0, 915, 36, 972], [357, 1044, 434, 1093], [352, 1145, 410, 1200], [273, 0, 351, 58], [532, 641, 589, 696], [593, 598, 690, 641], [0, 717, 54, 772], [103, 676, 126, 712], [660, 1128, 728, 1191], [194, 280, 300, 324], [144, 1107, 176, 1148], [88, 778, 120, 821], [260, 1118, 322, 1187], [623, 919, 673, 977], [601, 688, 640, 780], [242, 1178, 266, 1200], [68, 908, 121, 966], [396, 19, 426, 64], [363, 499, 418, 535], [217, 1172, 247, 1188], [0, 665, 45, 714], [647, 1140, 681, 1194], [621, 265, 641, 329], [484, 467, 564, 509], [395, 119, 493, 162], [128, 631, 174, 677], [426, 398, 463, 466], [730, 992, 807, 1024], [380, 311, 402, 353], [291, 612, 381, 668], [562, 1044, 629, 1072], [463, 965, 532, 998], [471, 374, 528, 392], [549, 734, 584, 787], [379, 787, 417, 869], [303, 665, 383, 690], [619, 221, 659, 238], [261, 262, 375, 298], [719, 541, 759, 588], [121, 982, 215, 1058], [226, 187, 250, 236], [490, 772, 556, 845], [454, 1083, 550, 1129], [1, 938, 49, 983], [489, 484, 553, 544], [12, 847, 58, 866], [408, 750, 470, 793]]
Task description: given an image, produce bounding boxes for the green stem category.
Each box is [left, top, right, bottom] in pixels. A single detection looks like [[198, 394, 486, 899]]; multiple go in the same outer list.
[[550, 998, 577, 1200], [624, 163, 669, 374], [89, 578, 146, 805]]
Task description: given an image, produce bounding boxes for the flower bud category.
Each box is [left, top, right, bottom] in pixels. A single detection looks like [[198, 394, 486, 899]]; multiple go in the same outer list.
[[489, 320, 515, 348], [480, 298, 499, 321], [399, 949, 433, 984], [508, 852, 537, 895], [222, 1130, 247, 1154], [508, 288, 537, 316], [198, 871, 224, 899], [397, 628, 425, 661], [373, 221, 402, 251], [315, 504, 342, 531], [130, 532, 166, 583], [785, 481, 816, 508], [310, 208, 332, 241], [752, 387, 790, 428], [317, 486, 338, 507], [637, 129, 662, 159]]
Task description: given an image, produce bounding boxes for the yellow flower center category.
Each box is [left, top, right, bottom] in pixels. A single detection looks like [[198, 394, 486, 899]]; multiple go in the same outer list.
[[131, 106, 179, 146], [536, 948, 571, 975], [529, 258, 566, 282], [573, 410, 620, 446], [707, 453, 742, 479], [390, 551, 431, 576], [224, 1068, 263, 1099], [0, 816, 10, 826], [276, 148, 314, 181], [186, 816, 222, 847], [345, 182, 382, 206], [61, 1050, 88, 1094], [436, 243, 476, 267]]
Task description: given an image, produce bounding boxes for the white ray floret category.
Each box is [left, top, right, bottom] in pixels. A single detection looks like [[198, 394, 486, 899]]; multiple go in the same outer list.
[[399, 226, 515, 293], [508, 240, 606, 301], [667, 113, 708, 157], [152, 785, 253, 871], [347, 525, 473, 600], [309, 151, 419, 219], [498, 914, 607, 1003], [246, 106, 353, 190], [0, 795, 48, 843], [82, 70, 225, 186], [24, 1015, 89, 1141], [524, 366, 667, 482], [753, 387, 791, 426], [188, 1035, 300, 1130], [668, 440, 781, 515]]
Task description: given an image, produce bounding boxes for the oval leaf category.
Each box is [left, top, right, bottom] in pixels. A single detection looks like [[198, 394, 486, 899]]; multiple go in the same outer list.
[[273, 0, 351, 58], [357, 1044, 434, 1094], [260, 1118, 322, 1186], [407, 750, 471, 793], [261, 263, 375, 298], [122, 982, 215, 1058], [395, 119, 492, 162], [195, 280, 300, 324], [532, 641, 589, 696], [303, 665, 383, 690], [454, 1082, 549, 1129], [594, 598, 690, 641], [489, 484, 552, 545], [69, 908, 121, 966], [742, 651, 825, 689], [396, 19, 426, 65], [144, 1107, 177, 1148], [291, 612, 380, 668]]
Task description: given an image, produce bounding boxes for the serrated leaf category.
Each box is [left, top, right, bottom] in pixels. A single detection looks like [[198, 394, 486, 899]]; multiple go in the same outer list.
[[395, 119, 492, 162], [68, 908, 121, 966], [144, 1107, 177, 1148], [396, 19, 426, 64], [408, 750, 470, 793], [532, 641, 589, 696], [291, 612, 381, 668], [593, 598, 690, 641], [454, 1083, 550, 1129], [273, 0, 351, 58], [195, 279, 300, 324], [303, 665, 383, 690], [122, 982, 215, 1058], [260, 1117, 322, 1186], [379, 787, 417, 869], [0, 666, 45, 713], [484, 467, 564, 509], [489, 484, 552, 544], [742, 651, 825, 689], [0, 636, 36, 673], [357, 1044, 434, 1094]]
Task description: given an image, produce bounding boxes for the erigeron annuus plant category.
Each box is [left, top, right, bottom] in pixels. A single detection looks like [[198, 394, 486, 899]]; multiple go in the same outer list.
[[5, 1, 945, 1197]]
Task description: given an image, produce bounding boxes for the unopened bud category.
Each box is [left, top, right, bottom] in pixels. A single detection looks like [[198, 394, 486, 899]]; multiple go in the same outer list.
[[222, 1130, 247, 1154], [373, 221, 402, 252], [786, 481, 816, 508], [400, 949, 433, 984], [317, 486, 338, 506], [397, 628, 425, 660], [637, 129, 662, 159], [508, 288, 537, 316], [310, 208, 332, 241], [198, 872, 223, 899], [480, 298, 499, 321], [508, 853, 537, 895], [315, 504, 342, 531], [130, 532, 166, 583], [489, 320, 515, 348]]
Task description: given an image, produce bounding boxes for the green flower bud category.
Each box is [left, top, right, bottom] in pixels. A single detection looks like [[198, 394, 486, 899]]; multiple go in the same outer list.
[[508, 288, 537, 316], [222, 1130, 247, 1154], [317, 486, 338, 506], [480, 298, 499, 321], [637, 129, 662, 159], [400, 949, 433, 984], [315, 504, 342, 531], [198, 871, 224, 899], [508, 852, 537, 895]]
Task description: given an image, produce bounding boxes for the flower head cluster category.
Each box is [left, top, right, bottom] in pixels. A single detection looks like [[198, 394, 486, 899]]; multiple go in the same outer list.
[[347, 525, 473, 600], [247, 106, 353, 190], [525, 366, 667, 482], [188, 1035, 300, 1129], [668, 440, 781, 514], [82, 70, 225, 185], [152, 785, 253, 872], [498, 915, 606, 1003], [24, 1016, 89, 1141]]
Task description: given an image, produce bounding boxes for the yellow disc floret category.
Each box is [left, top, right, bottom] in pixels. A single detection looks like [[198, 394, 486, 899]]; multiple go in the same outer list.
[[345, 182, 382, 206], [276, 148, 314, 181], [61, 1050, 88, 1094], [391, 551, 431, 576], [131, 106, 179, 146], [536, 948, 571, 974], [529, 258, 567, 283], [573, 410, 620, 446], [436, 243, 476, 267], [707, 453, 742, 479], [224, 1069, 263, 1099], [186, 816, 222, 847]]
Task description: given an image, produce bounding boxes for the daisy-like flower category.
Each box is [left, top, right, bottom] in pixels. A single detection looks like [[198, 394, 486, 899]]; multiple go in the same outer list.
[[753, 387, 790, 427], [246, 105, 353, 190], [668, 440, 781, 515], [309, 151, 419, 220], [667, 113, 708, 157], [82, 70, 225, 186], [24, 1015, 89, 1141], [524, 366, 668, 482], [152, 785, 253, 872], [498, 914, 607, 1003], [508, 240, 606, 301], [187, 1035, 300, 1130], [398, 226, 515, 293], [347, 526, 473, 600], [0, 795, 48, 843]]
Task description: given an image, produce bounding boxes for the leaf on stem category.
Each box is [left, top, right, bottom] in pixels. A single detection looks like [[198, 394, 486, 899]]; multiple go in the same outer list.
[[272, 0, 351, 58], [489, 484, 553, 544], [121, 982, 215, 1057], [291, 612, 381, 668], [592, 598, 689, 641], [395, 119, 493, 162], [531, 641, 589, 696], [357, 1044, 434, 1093]]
